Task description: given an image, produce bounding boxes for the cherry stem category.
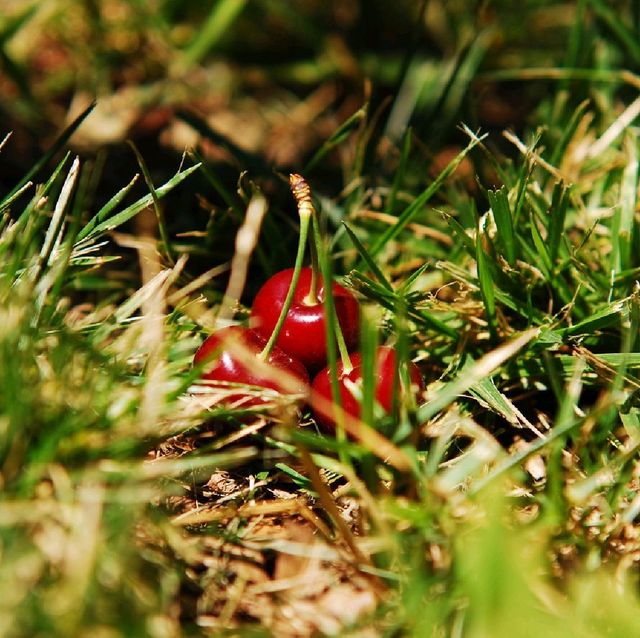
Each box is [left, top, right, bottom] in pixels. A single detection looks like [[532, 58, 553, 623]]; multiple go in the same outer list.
[[259, 191, 312, 361], [304, 227, 320, 305]]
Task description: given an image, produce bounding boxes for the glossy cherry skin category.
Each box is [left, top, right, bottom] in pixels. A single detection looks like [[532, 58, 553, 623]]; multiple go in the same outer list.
[[311, 346, 424, 432], [193, 326, 309, 407], [250, 267, 359, 372]]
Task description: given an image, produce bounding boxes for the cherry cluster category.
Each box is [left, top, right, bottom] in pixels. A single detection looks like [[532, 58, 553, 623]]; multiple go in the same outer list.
[[193, 175, 424, 433]]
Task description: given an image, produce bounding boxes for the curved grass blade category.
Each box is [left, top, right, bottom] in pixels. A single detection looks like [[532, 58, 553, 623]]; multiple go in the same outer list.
[[548, 99, 590, 168]]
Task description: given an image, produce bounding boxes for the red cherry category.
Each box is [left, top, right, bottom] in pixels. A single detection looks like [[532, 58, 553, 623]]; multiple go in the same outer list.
[[193, 326, 309, 407], [250, 267, 359, 372], [310, 346, 424, 432]]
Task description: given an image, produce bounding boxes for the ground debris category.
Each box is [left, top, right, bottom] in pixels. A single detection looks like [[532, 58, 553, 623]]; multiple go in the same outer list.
[[152, 427, 382, 636]]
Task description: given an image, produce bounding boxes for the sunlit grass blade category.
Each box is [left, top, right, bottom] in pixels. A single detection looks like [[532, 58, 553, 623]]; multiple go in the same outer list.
[[471, 359, 590, 494], [33, 157, 80, 290], [557, 298, 627, 336]]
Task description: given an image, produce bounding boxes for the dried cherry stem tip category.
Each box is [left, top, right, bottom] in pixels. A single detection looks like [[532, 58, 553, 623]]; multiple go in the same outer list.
[[290, 173, 320, 306]]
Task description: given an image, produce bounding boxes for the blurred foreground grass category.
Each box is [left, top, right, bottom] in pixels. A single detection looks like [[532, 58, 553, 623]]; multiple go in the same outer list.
[[0, 1, 640, 636]]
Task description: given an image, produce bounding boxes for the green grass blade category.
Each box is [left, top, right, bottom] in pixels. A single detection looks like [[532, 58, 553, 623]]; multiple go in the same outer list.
[[487, 186, 516, 266], [423, 29, 493, 144], [348, 271, 458, 339], [557, 299, 627, 336], [442, 212, 476, 253], [476, 217, 497, 338], [548, 99, 591, 168], [359, 306, 380, 432], [75, 174, 140, 242], [342, 222, 393, 291], [528, 215, 553, 277], [547, 181, 570, 264], [274, 463, 313, 490], [15, 152, 72, 228], [0, 4, 37, 45], [189, 148, 243, 216], [77, 163, 200, 242], [471, 359, 589, 494], [398, 262, 430, 294]]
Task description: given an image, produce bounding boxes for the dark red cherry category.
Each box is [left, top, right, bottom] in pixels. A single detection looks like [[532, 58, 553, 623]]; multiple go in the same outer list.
[[250, 267, 359, 372], [193, 326, 309, 407], [310, 346, 424, 432]]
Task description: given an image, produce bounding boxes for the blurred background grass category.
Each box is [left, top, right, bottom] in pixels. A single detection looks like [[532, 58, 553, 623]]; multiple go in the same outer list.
[[1, 1, 640, 636], [0, 0, 613, 296]]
